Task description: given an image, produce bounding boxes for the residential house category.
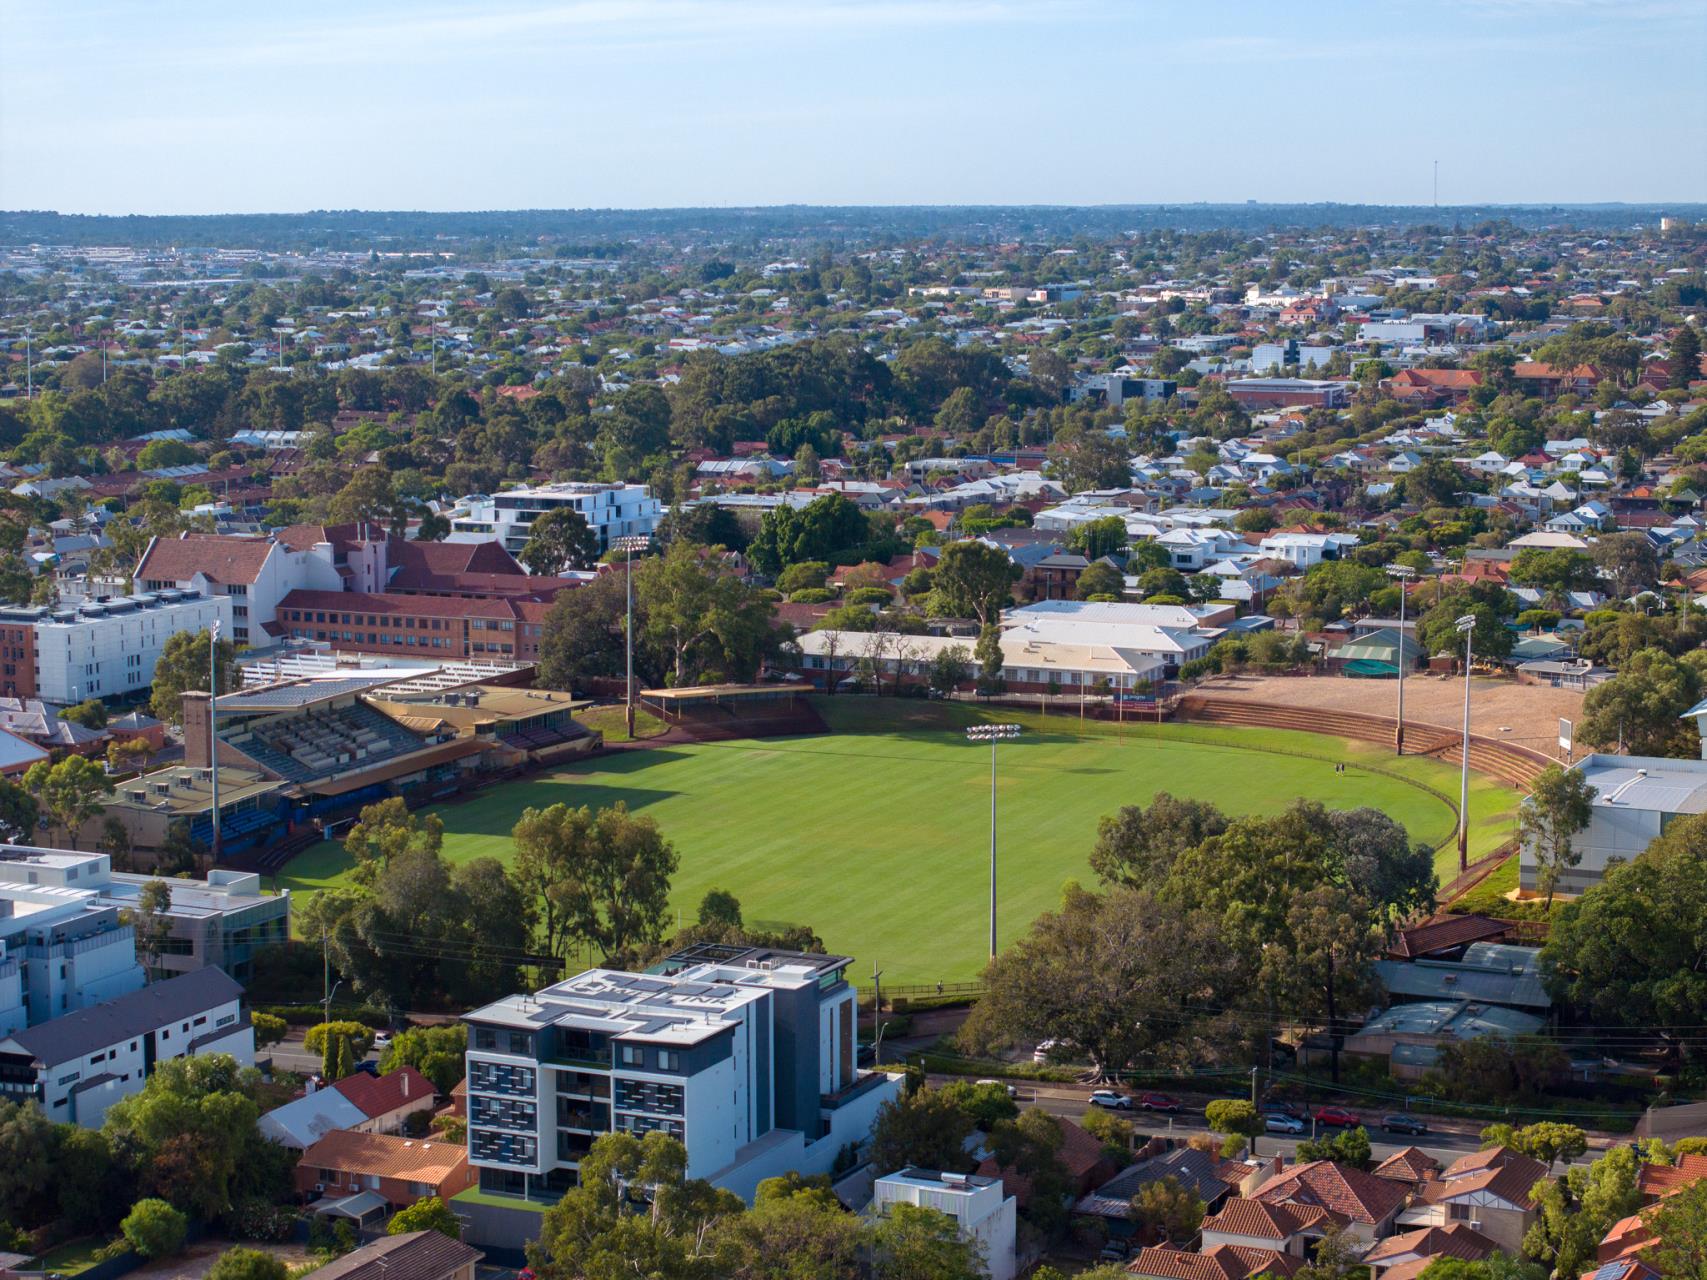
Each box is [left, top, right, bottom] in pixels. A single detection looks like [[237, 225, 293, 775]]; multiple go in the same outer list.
[[976, 1114, 1118, 1207], [1252, 1160, 1409, 1245], [329, 1066, 439, 1135], [1127, 1245, 1302, 1280], [1402, 1147, 1550, 1255], [1364, 1223, 1498, 1280], [296, 1129, 476, 1211], [1200, 1197, 1345, 1256], [259, 1086, 372, 1150], [299, 1232, 481, 1280]]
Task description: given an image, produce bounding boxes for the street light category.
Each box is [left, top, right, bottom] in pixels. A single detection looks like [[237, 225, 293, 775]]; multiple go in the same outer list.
[[611, 535, 653, 738], [1385, 565, 1416, 755], [966, 723, 1021, 958], [209, 619, 221, 861], [1454, 613, 1478, 872]]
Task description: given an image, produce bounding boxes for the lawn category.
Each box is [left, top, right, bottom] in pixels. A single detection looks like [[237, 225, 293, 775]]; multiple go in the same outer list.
[[29, 1237, 114, 1276], [278, 697, 1520, 985]]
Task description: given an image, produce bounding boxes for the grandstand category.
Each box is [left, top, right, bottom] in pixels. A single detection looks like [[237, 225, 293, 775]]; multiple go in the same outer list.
[[186, 677, 494, 809], [366, 684, 599, 765]]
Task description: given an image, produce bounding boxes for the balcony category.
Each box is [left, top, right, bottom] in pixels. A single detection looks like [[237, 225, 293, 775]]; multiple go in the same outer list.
[[821, 1069, 896, 1111]]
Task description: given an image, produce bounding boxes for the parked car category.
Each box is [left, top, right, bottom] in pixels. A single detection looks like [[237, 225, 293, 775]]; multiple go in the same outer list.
[[1313, 1106, 1360, 1128], [373, 1032, 392, 1051], [977, 1078, 1019, 1098], [1137, 1092, 1183, 1113], [1265, 1113, 1306, 1134], [1099, 1240, 1132, 1262], [1382, 1113, 1429, 1135], [1261, 1100, 1304, 1121], [1089, 1089, 1132, 1110]]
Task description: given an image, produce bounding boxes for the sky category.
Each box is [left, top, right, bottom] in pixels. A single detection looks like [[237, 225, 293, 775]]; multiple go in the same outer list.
[[2, 0, 1704, 215]]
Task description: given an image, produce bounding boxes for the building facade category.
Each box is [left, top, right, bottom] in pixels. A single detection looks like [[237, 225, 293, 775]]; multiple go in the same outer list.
[[450, 483, 661, 562], [462, 946, 897, 1213], [872, 1168, 1017, 1280], [0, 591, 231, 705]]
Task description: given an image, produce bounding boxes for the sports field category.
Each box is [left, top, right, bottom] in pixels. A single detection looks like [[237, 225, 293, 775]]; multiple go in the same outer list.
[[278, 698, 1520, 985]]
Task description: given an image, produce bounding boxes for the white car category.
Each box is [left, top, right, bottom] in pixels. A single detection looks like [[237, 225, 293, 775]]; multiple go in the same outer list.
[[1089, 1089, 1132, 1110], [373, 1032, 392, 1051], [1032, 1038, 1062, 1064], [976, 1078, 1018, 1098], [1265, 1113, 1305, 1134]]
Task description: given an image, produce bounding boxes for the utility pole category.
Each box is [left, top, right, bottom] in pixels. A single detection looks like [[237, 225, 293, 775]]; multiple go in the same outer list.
[[871, 962, 883, 1065]]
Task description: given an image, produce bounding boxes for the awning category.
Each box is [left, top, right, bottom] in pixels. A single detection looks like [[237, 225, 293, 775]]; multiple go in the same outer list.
[[1343, 659, 1399, 678], [312, 1191, 389, 1222], [302, 739, 488, 797]]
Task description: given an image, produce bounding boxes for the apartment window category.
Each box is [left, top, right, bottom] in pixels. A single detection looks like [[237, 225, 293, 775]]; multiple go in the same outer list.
[[474, 1027, 497, 1051], [657, 1050, 680, 1072], [619, 1045, 642, 1067]]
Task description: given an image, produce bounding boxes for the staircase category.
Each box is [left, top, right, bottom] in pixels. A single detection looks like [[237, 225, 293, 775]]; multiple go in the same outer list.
[[1175, 694, 1550, 790]]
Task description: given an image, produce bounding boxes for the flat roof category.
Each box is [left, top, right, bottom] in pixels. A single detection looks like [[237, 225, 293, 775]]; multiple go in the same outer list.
[[108, 765, 285, 814], [638, 683, 801, 702], [1576, 754, 1707, 816], [217, 675, 400, 711]]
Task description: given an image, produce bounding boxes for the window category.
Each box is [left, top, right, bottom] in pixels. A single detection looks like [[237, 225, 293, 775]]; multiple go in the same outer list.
[[657, 1050, 679, 1072], [619, 1045, 642, 1067], [474, 1027, 497, 1051]]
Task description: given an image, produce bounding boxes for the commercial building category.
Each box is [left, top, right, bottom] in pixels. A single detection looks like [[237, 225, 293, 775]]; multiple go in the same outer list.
[[449, 482, 661, 562], [1224, 378, 1351, 410], [872, 1168, 1017, 1280], [0, 965, 252, 1127], [272, 590, 552, 664], [1532, 750, 1707, 895], [0, 590, 231, 705], [461, 945, 898, 1227], [92, 763, 292, 861]]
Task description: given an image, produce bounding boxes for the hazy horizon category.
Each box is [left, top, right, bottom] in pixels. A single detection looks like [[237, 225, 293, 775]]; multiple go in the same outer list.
[[4, 0, 1704, 215]]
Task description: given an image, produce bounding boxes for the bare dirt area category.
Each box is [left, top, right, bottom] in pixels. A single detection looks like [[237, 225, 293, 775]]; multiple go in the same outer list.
[[125, 1240, 319, 1280], [1201, 673, 1583, 756]]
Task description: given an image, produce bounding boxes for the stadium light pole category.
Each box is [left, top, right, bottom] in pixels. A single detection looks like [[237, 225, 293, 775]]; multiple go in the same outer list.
[[1454, 613, 1478, 872], [966, 723, 1020, 959], [612, 535, 653, 739], [209, 619, 221, 861], [1385, 565, 1416, 755]]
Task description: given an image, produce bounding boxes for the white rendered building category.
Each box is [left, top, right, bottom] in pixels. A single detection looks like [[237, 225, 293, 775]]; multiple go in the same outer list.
[[873, 1167, 1017, 1280], [449, 483, 661, 563], [12, 590, 232, 705]]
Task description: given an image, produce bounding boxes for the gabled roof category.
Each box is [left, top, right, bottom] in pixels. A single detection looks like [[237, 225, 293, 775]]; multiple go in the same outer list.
[[260, 1088, 368, 1148], [1637, 1152, 1707, 1198], [1365, 1223, 1497, 1267], [330, 1066, 437, 1118], [1253, 1160, 1408, 1226], [1434, 1147, 1549, 1211], [135, 532, 276, 586]]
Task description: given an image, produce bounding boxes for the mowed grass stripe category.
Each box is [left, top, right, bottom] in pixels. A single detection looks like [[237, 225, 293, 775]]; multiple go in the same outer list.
[[278, 706, 1518, 985]]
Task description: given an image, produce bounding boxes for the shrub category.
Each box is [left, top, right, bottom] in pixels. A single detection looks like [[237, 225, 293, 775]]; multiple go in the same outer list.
[[121, 1199, 188, 1259], [787, 587, 836, 604], [206, 1246, 289, 1280], [386, 1197, 460, 1240], [226, 1197, 298, 1243], [846, 587, 893, 606]]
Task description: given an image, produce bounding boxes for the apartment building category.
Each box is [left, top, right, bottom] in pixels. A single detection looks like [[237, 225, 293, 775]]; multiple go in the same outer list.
[[0, 848, 290, 983], [450, 482, 661, 562], [0, 965, 251, 1127], [462, 945, 898, 1219], [0, 877, 144, 1034], [0, 590, 231, 704]]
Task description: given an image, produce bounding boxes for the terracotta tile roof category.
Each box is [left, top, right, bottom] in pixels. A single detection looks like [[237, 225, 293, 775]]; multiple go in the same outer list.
[[1374, 1146, 1441, 1186], [1254, 1161, 1408, 1226], [1128, 1245, 1302, 1280], [1203, 1196, 1343, 1241], [1365, 1223, 1497, 1267], [1637, 1152, 1707, 1198], [135, 532, 276, 586], [298, 1130, 467, 1184], [977, 1115, 1117, 1205], [1387, 915, 1508, 959], [1434, 1148, 1549, 1212], [330, 1067, 436, 1119], [303, 1231, 482, 1280]]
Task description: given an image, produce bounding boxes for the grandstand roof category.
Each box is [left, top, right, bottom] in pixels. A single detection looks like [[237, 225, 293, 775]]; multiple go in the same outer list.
[[300, 738, 488, 796], [218, 676, 401, 712]]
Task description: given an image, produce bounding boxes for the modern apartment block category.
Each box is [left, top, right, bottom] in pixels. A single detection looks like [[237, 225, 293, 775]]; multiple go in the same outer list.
[[460, 945, 898, 1222], [0, 590, 231, 704], [449, 482, 661, 561]]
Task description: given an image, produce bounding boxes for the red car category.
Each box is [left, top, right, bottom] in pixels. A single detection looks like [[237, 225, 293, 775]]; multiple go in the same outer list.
[[1138, 1092, 1183, 1113], [1313, 1106, 1360, 1127]]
